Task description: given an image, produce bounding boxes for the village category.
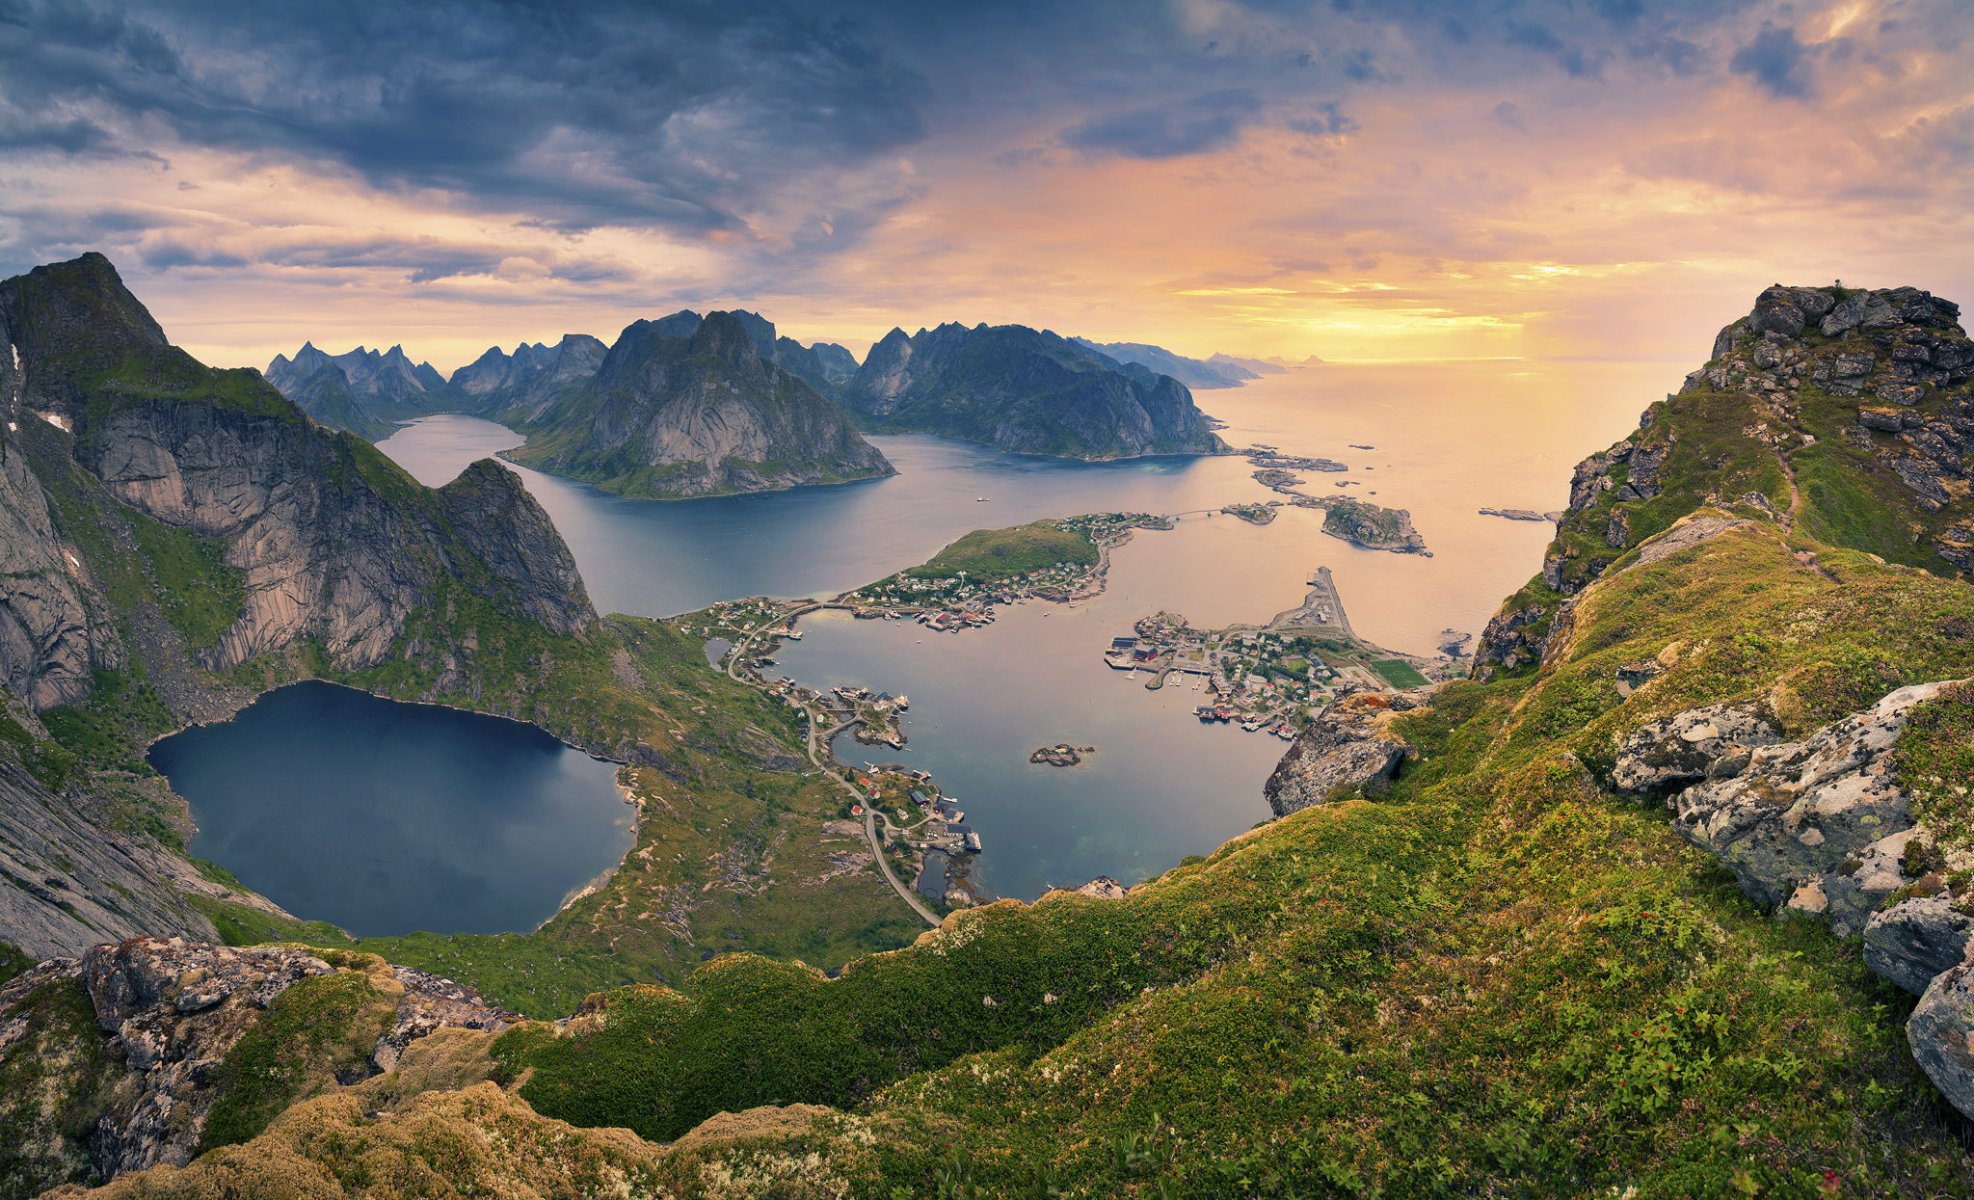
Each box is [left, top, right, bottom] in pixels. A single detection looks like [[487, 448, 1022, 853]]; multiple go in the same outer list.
[[1100, 566, 1455, 737]]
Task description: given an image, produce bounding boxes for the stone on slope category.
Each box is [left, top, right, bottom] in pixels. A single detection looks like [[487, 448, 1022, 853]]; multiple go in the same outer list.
[[1264, 689, 1419, 817]]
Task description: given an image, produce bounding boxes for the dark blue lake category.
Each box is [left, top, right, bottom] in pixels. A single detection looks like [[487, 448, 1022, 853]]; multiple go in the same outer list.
[[150, 682, 633, 937]]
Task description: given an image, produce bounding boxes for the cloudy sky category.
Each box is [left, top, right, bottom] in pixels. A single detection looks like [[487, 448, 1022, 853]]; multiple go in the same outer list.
[[2, 0, 1970, 370]]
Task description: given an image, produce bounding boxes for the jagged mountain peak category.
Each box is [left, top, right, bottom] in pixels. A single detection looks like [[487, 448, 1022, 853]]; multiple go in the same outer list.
[[1478, 279, 1974, 674]]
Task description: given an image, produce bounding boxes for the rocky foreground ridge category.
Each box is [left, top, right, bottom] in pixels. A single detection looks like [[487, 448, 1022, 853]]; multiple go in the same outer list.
[[0, 936, 512, 1191]]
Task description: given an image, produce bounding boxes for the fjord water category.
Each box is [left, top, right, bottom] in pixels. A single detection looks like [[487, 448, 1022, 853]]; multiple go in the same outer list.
[[378, 360, 1662, 897], [151, 682, 631, 937]]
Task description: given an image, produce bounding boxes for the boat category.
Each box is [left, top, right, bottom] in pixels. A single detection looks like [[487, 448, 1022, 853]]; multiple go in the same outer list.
[[977, 496, 990, 502]]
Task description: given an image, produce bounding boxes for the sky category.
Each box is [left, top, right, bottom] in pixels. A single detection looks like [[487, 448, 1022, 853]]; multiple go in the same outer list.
[[2, 0, 1971, 371]]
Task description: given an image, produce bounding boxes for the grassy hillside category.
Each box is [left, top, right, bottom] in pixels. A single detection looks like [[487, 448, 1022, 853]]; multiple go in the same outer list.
[[904, 520, 1099, 582]]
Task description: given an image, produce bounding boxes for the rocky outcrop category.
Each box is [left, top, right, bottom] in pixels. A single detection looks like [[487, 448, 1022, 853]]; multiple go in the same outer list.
[[0, 937, 514, 1189], [1665, 683, 1947, 937], [841, 321, 1228, 459], [1619, 681, 1974, 1121], [1610, 700, 1781, 794], [506, 310, 893, 499], [1264, 689, 1419, 816], [1908, 962, 1974, 1120], [1478, 282, 1974, 672]]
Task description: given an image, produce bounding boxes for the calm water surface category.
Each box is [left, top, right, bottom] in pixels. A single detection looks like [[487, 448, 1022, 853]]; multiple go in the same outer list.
[[377, 360, 1667, 897], [151, 682, 632, 936]]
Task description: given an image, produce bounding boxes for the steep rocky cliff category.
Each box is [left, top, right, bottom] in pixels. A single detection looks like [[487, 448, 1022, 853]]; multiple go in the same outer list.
[[505, 310, 893, 498], [1477, 283, 1974, 672], [263, 343, 447, 440], [841, 321, 1229, 459], [0, 254, 593, 695]]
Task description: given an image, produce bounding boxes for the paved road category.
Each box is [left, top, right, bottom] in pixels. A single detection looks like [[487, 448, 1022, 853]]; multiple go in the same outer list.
[[727, 613, 940, 927]]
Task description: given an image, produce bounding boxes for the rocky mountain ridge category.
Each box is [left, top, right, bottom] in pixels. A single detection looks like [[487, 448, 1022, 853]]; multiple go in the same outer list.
[[1478, 282, 1974, 673], [263, 343, 447, 440], [842, 321, 1229, 459]]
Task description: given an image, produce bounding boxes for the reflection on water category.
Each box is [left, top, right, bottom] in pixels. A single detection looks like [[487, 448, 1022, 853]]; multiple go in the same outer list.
[[377, 359, 1664, 897], [150, 682, 632, 937]]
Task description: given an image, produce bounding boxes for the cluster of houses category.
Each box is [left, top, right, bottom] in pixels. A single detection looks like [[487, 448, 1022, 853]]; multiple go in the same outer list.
[[1105, 623, 1348, 740]]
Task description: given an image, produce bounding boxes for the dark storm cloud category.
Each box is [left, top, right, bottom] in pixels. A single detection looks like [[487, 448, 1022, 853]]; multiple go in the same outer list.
[[1730, 23, 1814, 98], [0, 0, 927, 231]]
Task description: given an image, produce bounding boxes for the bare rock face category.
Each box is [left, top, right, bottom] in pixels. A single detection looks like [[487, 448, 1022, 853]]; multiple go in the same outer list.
[[1668, 682, 1949, 937], [0, 753, 230, 958], [0, 431, 109, 709], [1611, 700, 1782, 794], [1264, 689, 1419, 817], [0, 253, 596, 703]]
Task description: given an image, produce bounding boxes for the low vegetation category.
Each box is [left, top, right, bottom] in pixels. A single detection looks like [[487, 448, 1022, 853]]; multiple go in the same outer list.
[[904, 520, 1098, 582]]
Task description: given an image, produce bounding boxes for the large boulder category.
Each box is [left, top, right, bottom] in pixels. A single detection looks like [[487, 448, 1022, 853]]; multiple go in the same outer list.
[[1866, 895, 1974, 996], [1264, 690, 1418, 817], [1909, 961, 1974, 1120]]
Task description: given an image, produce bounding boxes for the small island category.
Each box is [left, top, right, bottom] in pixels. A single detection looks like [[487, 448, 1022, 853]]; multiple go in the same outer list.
[[1220, 502, 1277, 525], [1479, 507, 1563, 523], [1029, 743, 1096, 767], [1322, 497, 1430, 555]]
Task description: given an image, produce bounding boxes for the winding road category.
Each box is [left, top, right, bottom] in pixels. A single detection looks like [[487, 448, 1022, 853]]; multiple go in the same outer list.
[[727, 611, 941, 927]]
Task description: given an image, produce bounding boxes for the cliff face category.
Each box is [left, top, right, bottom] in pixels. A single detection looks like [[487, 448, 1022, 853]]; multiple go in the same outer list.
[[505, 310, 893, 499], [263, 343, 448, 440], [841, 321, 1228, 459], [1477, 283, 1974, 672], [0, 255, 593, 697]]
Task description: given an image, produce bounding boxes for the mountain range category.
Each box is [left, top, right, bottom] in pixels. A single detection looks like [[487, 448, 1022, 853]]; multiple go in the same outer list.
[[265, 314, 1231, 493], [263, 343, 449, 440], [1072, 338, 1284, 389]]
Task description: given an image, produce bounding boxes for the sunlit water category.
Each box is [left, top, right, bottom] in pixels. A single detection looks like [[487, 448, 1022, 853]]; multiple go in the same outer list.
[[151, 682, 632, 936], [376, 360, 1664, 897]]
